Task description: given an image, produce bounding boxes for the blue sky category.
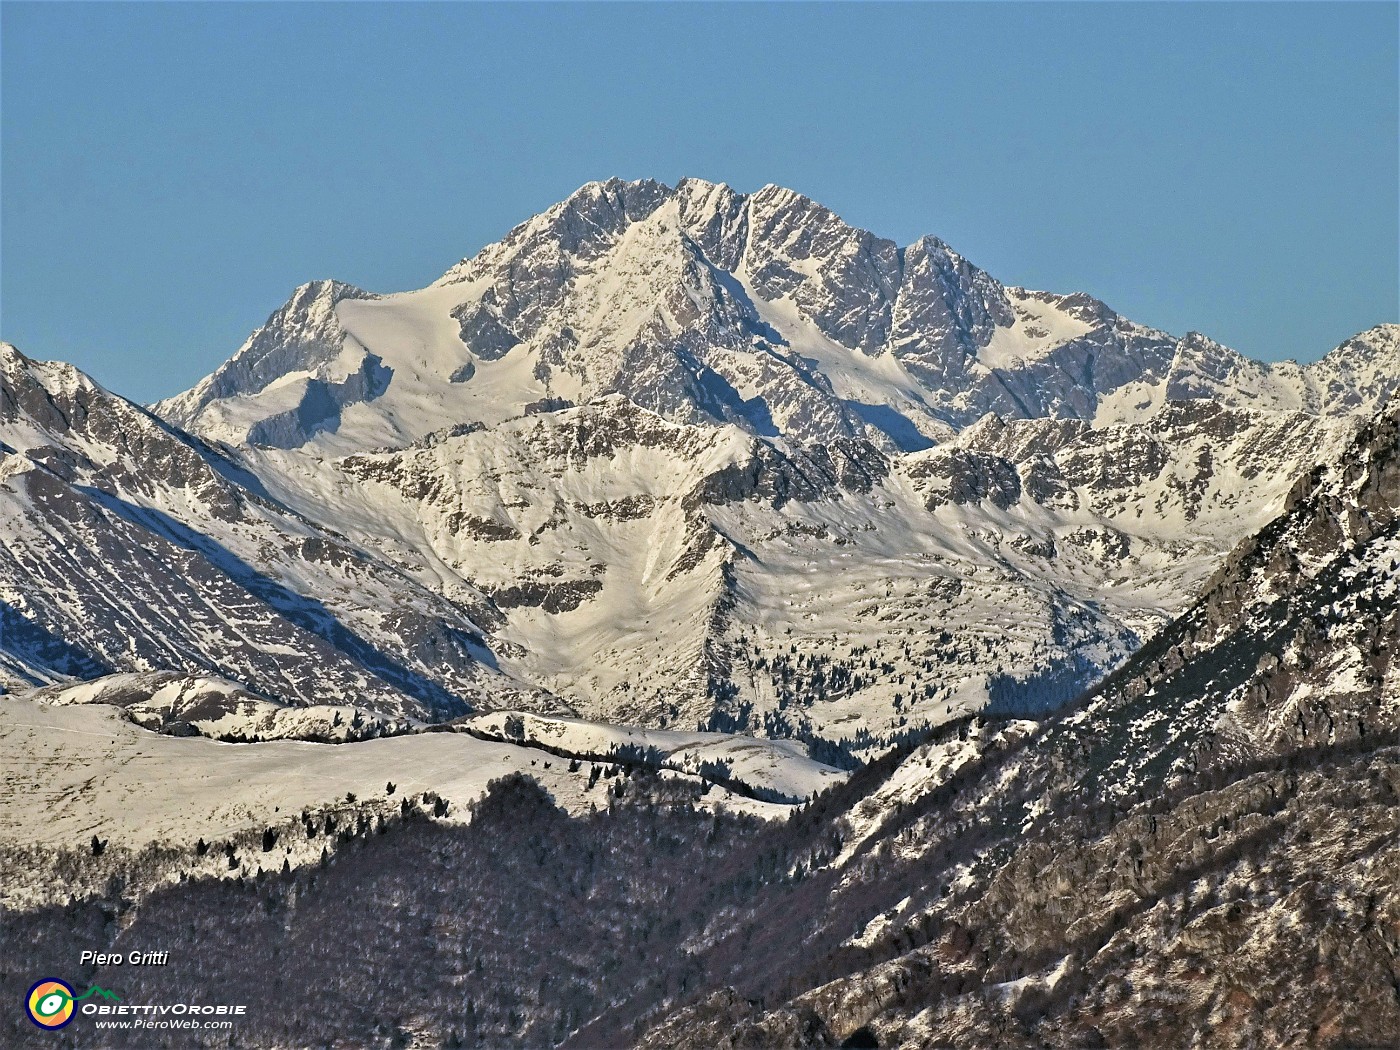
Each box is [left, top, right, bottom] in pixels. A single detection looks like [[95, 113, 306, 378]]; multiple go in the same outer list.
[[2, 2, 1396, 404]]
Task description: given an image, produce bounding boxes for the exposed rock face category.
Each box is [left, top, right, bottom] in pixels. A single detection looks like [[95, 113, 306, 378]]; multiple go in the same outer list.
[[12, 180, 1400, 745], [141, 180, 1396, 742], [905, 448, 1023, 510], [0, 400, 1396, 1050], [598, 404, 1400, 1050], [0, 342, 541, 719], [159, 179, 1398, 455]]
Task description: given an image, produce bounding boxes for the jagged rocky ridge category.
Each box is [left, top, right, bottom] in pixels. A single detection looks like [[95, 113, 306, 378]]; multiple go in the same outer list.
[[4, 180, 1397, 751], [0, 342, 544, 719], [613, 400, 1400, 1048], [5, 403, 1397, 1049], [160, 179, 1399, 450], [143, 179, 1397, 744]]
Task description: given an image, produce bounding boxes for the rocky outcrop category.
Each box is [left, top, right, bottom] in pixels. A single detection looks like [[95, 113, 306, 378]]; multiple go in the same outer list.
[[0, 343, 530, 719], [162, 181, 1399, 453], [604, 405, 1400, 1050]]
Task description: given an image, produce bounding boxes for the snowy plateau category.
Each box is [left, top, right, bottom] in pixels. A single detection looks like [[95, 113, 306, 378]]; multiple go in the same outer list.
[[2, 178, 1399, 1049]]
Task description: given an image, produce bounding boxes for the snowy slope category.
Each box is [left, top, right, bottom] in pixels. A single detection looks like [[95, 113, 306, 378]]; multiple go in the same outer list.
[[0, 693, 812, 860], [0, 341, 545, 718], [156, 384, 1364, 755], [24, 672, 418, 742], [148, 179, 1397, 751], [464, 709, 846, 802]]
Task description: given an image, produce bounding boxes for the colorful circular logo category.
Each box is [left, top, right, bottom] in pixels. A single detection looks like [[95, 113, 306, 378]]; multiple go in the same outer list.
[[26, 979, 76, 1029]]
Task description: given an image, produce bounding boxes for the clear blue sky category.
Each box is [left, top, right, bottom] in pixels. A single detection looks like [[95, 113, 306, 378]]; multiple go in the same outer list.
[[3, 2, 1396, 404]]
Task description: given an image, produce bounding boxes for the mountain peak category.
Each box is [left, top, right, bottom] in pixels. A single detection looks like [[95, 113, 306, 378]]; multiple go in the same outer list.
[[156, 278, 377, 441], [1320, 322, 1400, 366], [159, 180, 1395, 454], [1, 339, 111, 411]]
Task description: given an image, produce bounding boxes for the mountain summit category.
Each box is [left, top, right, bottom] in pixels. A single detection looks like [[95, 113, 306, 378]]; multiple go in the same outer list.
[[157, 179, 1398, 457], [133, 182, 1400, 742]]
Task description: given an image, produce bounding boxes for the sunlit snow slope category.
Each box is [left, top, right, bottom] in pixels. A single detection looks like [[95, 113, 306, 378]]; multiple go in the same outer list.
[[151, 179, 1397, 750]]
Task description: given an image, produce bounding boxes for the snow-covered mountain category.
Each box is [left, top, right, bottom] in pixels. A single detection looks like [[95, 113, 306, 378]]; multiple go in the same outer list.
[[146, 179, 1397, 748], [0, 341, 542, 719], [617, 400, 1400, 1050], [3, 178, 1393, 751], [2, 178, 1397, 1050], [7, 403, 1397, 1047], [159, 179, 1397, 452]]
